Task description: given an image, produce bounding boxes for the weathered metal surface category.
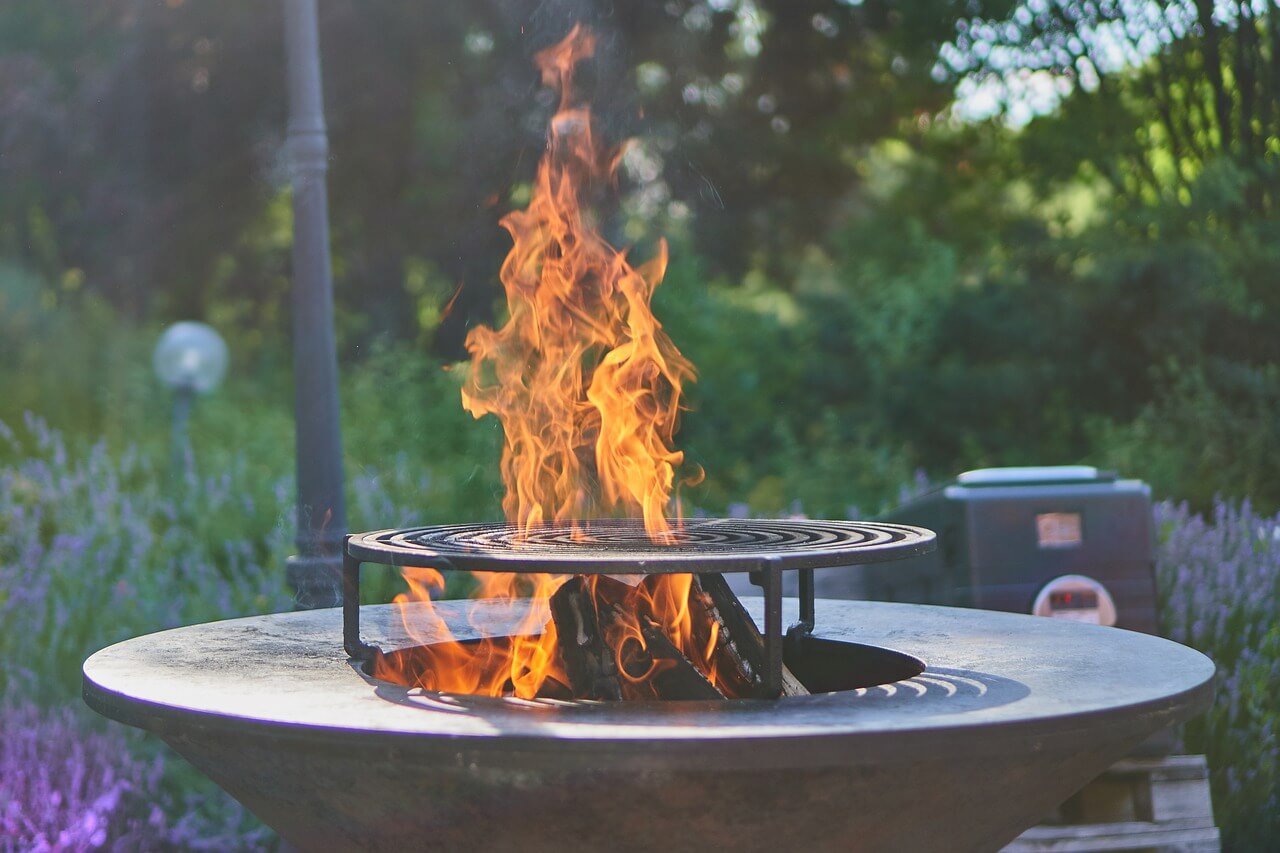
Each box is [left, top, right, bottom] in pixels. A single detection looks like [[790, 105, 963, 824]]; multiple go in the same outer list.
[[83, 600, 1213, 853], [347, 518, 935, 574]]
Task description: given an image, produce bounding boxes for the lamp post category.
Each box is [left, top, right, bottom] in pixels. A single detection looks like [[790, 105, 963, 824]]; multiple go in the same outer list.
[[283, 0, 347, 609], [153, 321, 228, 476]]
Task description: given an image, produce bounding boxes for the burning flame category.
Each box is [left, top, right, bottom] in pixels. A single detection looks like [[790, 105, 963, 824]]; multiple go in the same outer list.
[[461, 25, 693, 537], [375, 25, 723, 699]]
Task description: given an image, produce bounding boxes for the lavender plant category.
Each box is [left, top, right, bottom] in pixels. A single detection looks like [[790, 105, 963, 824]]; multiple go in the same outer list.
[[0, 406, 487, 698], [0, 702, 272, 852], [1, 702, 171, 851], [0, 411, 481, 849], [1154, 499, 1280, 849], [0, 414, 301, 849], [0, 413, 294, 699]]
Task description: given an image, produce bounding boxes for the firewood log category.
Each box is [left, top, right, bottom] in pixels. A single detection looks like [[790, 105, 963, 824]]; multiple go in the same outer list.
[[549, 576, 622, 700], [693, 574, 809, 697], [640, 617, 727, 700]]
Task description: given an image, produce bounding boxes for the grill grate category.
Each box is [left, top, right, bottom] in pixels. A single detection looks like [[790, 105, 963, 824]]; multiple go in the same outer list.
[[347, 518, 933, 575]]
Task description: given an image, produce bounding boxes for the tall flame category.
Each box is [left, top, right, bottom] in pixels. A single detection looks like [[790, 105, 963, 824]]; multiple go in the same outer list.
[[376, 25, 715, 699], [461, 24, 694, 537]]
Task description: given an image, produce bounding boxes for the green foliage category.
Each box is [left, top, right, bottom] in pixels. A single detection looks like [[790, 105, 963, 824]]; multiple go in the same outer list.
[[1065, 161, 1280, 509], [1155, 500, 1280, 849], [656, 247, 917, 517], [0, 264, 155, 451], [342, 341, 504, 528], [0, 414, 294, 701], [1093, 362, 1280, 510]]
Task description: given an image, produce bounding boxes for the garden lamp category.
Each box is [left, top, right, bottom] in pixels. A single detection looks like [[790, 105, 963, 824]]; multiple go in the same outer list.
[[153, 321, 228, 474]]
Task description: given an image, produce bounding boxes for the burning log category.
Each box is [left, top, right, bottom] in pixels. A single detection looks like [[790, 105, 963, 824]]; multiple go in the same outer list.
[[639, 617, 726, 701], [549, 576, 622, 701], [693, 574, 809, 698]]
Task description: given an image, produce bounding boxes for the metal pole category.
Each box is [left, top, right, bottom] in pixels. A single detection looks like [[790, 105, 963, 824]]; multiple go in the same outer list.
[[283, 0, 346, 609], [171, 384, 194, 479]]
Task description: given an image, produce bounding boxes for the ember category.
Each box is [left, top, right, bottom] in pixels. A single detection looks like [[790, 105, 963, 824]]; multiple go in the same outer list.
[[373, 25, 767, 700]]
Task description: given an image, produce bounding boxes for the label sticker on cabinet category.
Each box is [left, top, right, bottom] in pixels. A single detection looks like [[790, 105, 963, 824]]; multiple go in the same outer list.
[[1036, 512, 1082, 548]]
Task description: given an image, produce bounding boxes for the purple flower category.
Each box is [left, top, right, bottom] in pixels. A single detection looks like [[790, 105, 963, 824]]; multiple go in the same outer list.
[[0, 702, 167, 851], [1155, 498, 1280, 848]]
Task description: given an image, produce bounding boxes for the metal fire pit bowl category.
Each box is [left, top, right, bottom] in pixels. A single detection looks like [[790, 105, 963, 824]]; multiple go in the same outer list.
[[83, 598, 1213, 853]]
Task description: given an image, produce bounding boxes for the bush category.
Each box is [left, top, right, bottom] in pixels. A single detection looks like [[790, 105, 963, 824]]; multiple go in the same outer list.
[[655, 249, 917, 517], [1155, 499, 1280, 849], [1094, 363, 1280, 513], [1, 702, 168, 852], [0, 409, 479, 849], [0, 265, 159, 453], [0, 702, 271, 852], [0, 414, 293, 701]]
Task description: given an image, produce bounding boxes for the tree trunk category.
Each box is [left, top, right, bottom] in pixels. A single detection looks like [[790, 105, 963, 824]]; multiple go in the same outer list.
[[1194, 0, 1234, 154]]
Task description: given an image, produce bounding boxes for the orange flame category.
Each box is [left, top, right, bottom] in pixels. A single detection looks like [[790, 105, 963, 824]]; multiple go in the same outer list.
[[376, 25, 722, 699], [462, 25, 693, 537]]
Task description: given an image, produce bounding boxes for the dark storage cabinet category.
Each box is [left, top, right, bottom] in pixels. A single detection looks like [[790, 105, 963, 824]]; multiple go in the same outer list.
[[877, 466, 1160, 635]]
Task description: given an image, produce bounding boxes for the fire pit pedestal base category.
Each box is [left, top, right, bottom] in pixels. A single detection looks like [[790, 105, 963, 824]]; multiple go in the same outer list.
[[83, 599, 1213, 853]]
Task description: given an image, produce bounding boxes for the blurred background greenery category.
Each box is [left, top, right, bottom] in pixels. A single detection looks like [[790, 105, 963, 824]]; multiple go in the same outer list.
[[4, 0, 1280, 516], [3, 0, 1280, 848]]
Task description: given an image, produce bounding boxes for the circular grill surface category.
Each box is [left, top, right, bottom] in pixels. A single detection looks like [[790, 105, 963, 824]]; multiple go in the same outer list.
[[347, 518, 934, 574]]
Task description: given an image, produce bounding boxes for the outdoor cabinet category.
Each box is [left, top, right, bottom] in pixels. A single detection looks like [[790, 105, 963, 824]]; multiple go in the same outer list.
[[876, 466, 1161, 636]]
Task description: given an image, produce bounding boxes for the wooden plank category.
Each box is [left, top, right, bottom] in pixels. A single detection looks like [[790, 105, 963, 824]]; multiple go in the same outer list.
[[1126, 756, 1214, 823], [1149, 773, 1215, 824], [1110, 755, 1210, 781], [1004, 820, 1220, 852], [1054, 754, 1216, 826], [1005, 755, 1220, 853]]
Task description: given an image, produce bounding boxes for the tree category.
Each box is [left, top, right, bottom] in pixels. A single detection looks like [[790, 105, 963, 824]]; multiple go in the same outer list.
[[0, 0, 968, 354], [940, 0, 1280, 209]]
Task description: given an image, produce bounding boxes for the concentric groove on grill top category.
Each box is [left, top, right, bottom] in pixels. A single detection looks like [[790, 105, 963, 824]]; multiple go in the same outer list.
[[346, 518, 935, 574]]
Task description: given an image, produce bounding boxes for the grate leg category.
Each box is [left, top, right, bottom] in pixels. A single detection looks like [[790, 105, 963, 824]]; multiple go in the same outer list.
[[342, 539, 379, 667], [758, 557, 784, 697], [798, 568, 815, 633]]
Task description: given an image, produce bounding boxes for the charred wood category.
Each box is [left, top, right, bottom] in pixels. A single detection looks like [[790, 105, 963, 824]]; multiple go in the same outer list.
[[639, 617, 726, 701], [694, 574, 809, 698], [549, 576, 622, 701]]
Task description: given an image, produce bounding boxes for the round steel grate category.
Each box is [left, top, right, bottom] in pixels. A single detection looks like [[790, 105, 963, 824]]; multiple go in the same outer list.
[[346, 518, 934, 575]]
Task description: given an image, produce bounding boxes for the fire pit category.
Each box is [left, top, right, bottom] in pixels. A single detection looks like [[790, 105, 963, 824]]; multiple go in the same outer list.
[[83, 518, 1213, 853], [84, 25, 1213, 852]]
